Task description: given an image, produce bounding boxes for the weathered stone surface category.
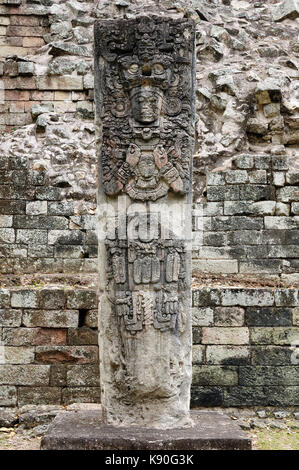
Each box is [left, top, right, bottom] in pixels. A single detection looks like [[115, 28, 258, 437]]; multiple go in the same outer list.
[[61, 387, 101, 405], [3, 327, 67, 346], [31, 103, 53, 118], [0, 309, 22, 327], [0, 386, 17, 406], [192, 307, 214, 326], [38, 289, 66, 310], [16, 229, 48, 245], [67, 365, 101, 386], [265, 216, 299, 230], [0, 289, 10, 308], [18, 387, 62, 407], [202, 327, 249, 345], [95, 16, 195, 428], [26, 201, 47, 216], [19, 408, 62, 429], [207, 185, 239, 201], [239, 366, 299, 386], [206, 346, 250, 366], [252, 346, 295, 365], [22, 310, 79, 328], [66, 290, 96, 309], [251, 327, 299, 345], [67, 327, 98, 346], [193, 365, 238, 386], [234, 155, 254, 169], [192, 289, 220, 307], [0, 409, 18, 427], [41, 410, 251, 450], [0, 365, 50, 386], [223, 387, 267, 407], [192, 259, 238, 274], [272, 0, 299, 22], [18, 61, 34, 76], [274, 289, 299, 306], [14, 215, 68, 230], [221, 289, 274, 307], [0, 228, 15, 244], [245, 307, 293, 326], [191, 386, 223, 407], [11, 289, 38, 308], [50, 42, 92, 58], [214, 307, 244, 326], [50, 365, 67, 387], [48, 230, 84, 245], [37, 76, 84, 91], [277, 187, 299, 202], [3, 347, 35, 364], [192, 345, 204, 364], [35, 346, 98, 365]]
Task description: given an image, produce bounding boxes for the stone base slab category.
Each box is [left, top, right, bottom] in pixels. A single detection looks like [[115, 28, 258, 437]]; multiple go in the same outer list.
[[40, 410, 252, 450]]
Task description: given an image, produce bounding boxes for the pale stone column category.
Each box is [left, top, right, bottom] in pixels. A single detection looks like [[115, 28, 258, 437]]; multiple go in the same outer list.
[[94, 16, 195, 428]]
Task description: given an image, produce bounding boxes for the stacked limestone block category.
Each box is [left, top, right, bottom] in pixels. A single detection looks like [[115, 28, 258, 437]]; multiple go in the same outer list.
[[0, 287, 100, 407], [191, 287, 299, 407], [0, 0, 94, 132], [0, 117, 97, 274], [1, 285, 298, 407], [0, 0, 47, 59], [193, 153, 299, 282], [0, 0, 298, 408]]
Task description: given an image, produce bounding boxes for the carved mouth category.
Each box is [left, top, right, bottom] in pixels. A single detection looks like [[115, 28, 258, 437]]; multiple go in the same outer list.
[[141, 114, 155, 121]]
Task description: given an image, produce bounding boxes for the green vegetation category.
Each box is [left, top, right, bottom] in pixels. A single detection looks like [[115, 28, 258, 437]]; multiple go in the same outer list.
[[248, 426, 299, 450]]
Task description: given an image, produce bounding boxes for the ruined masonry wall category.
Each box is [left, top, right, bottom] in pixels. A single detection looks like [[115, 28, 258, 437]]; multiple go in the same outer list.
[[0, 0, 94, 131], [1, 151, 298, 280], [0, 148, 98, 275], [0, 286, 298, 407], [193, 153, 299, 282], [0, 0, 298, 407], [0, 287, 100, 407]]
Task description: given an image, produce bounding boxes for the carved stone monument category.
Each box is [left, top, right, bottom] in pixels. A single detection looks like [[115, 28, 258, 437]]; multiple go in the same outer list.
[[41, 16, 252, 450], [94, 16, 195, 428]]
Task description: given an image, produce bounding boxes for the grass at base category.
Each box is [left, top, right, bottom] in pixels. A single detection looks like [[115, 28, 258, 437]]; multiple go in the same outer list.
[[247, 428, 299, 450]]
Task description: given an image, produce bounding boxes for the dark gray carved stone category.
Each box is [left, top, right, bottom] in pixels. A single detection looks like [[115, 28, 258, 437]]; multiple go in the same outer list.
[[94, 16, 195, 202], [95, 16, 195, 429], [106, 216, 186, 333]]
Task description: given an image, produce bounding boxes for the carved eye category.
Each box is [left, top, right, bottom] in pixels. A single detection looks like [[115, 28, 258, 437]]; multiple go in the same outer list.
[[153, 63, 164, 75], [128, 63, 139, 74]]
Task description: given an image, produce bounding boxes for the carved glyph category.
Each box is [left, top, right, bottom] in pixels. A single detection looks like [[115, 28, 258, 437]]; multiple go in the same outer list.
[[106, 215, 186, 333], [96, 17, 195, 202], [95, 16, 195, 428]]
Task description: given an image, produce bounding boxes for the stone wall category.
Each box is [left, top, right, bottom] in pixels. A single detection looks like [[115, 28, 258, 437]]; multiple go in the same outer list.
[[0, 0, 298, 407], [0, 125, 98, 274], [191, 287, 299, 407], [0, 0, 94, 132], [193, 153, 299, 282], [1, 147, 298, 281], [0, 0, 298, 280], [1, 285, 298, 407], [0, 287, 100, 406]]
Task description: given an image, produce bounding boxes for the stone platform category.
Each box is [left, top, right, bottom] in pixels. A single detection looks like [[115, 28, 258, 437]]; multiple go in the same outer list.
[[40, 410, 252, 450]]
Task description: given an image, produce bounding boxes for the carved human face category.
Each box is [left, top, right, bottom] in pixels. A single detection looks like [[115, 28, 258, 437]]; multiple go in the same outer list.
[[138, 156, 156, 179], [131, 88, 161, 124]]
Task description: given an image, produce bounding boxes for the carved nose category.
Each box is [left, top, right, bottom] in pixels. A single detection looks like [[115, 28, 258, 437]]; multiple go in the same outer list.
[[142, 65, 152, 76]]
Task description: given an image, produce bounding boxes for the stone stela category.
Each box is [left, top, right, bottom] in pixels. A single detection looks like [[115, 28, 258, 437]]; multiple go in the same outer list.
[[94, 16, 196, 428]]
